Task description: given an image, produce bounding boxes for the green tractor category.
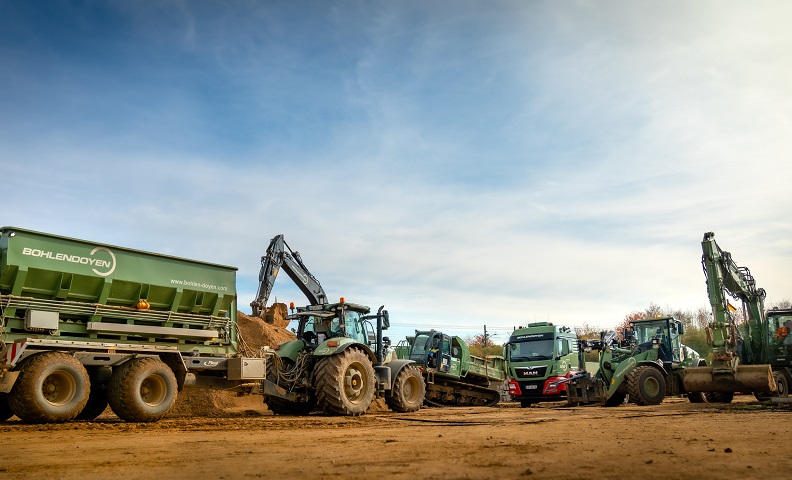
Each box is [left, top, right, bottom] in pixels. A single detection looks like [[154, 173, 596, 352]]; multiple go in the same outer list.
[[261, 301, 425, 416], [565, 316, 707, 406]]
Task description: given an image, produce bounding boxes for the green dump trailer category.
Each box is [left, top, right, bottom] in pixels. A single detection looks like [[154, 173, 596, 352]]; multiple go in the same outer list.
[[0, 227, 265, 423], [397, 330, 507, 406]]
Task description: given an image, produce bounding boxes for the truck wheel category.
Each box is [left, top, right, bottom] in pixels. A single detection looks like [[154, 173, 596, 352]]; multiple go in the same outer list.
[[76, 367, 112, 420], [0, 393, 14, 421], [627, 366, 666, 405], [705, 391, 734, 403], [7, 352, 90, 423], [314, 348, 375, 416], [264, 359, 316, 415], [108, 358, 177, 422], [385, 365, 425, 413]]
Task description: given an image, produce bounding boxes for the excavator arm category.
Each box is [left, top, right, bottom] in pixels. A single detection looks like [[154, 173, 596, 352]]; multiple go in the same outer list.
[[682, 232, 775, 394], [249, 235, 328, 317]]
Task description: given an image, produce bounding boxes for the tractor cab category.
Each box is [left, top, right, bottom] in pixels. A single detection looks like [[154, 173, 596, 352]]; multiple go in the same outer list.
[[408, 331, 452, 373], [289, 301, 372, 347]]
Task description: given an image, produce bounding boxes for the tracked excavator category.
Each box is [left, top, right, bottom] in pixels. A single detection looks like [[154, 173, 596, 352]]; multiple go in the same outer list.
[[681, 232, 776, 401], [250, 235, 425, 415]]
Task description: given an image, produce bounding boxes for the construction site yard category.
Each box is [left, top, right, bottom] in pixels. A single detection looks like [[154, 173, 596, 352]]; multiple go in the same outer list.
[[1, 395, 790, 480]]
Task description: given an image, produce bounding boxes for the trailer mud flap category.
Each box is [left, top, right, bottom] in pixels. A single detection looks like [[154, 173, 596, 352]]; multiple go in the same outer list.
[[682, 364, 775, 393], [0, 371, 20, 393]]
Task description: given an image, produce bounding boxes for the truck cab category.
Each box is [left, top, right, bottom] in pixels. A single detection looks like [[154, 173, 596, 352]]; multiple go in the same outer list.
[[505, 322, 579, 407]]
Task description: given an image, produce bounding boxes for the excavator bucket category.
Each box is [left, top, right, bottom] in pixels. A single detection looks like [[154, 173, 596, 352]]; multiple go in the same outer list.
[[682, 364, 775, 393]]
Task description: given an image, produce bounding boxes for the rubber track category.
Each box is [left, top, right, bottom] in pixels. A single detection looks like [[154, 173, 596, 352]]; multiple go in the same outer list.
[[424, 378, 500, 407]]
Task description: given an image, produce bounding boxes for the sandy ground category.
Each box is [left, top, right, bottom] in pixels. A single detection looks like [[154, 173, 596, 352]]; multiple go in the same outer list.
[[1, 394, 790, 480]]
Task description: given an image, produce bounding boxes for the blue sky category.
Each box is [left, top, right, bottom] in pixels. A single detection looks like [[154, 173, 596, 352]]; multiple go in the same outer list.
[[2, 1, 790, 342]]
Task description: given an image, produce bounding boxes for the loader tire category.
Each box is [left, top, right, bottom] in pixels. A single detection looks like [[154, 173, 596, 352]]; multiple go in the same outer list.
[[314, 348, 375, 416], [385, 365, 425, 413], [687, 392, 707, 403], [108, 357, 177, 422], [263, 359, 316, 415], [76, 366, 112, 420], [0, 393, 14, 421], [627, 366, 666, 405], [705, 391, 734, 403], [7, 352, 90, 423]]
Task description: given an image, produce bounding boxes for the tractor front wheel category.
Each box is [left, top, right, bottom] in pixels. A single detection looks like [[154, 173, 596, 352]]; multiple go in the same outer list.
[[627, 366, 666, 405], [314, 348, 375, 416], [385, 365, 425, 413]]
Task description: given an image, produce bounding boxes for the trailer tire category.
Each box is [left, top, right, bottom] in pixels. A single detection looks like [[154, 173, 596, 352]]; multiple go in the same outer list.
[[7, 352, 90, 423], [314, 348, 375, 416], [627, 366, 666, 405], [76, 367, 112, 420], [705, 391, 734, 403], [108, 358, 177, 422], [263, 359, 316, 415], [385, 365, 425, 413], [0, 393, 13, 421]]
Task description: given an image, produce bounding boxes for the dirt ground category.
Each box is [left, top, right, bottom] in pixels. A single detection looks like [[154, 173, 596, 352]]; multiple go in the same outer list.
[[1, 395, 790, 480]]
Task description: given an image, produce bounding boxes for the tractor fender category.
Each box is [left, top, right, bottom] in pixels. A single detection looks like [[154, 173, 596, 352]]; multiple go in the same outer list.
[[273, 340, 306, 362], [313, 338, 376, 363]]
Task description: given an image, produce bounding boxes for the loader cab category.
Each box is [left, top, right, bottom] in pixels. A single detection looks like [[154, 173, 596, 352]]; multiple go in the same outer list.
[[630, 317, 684, 364], [409, 331, 452, 373]]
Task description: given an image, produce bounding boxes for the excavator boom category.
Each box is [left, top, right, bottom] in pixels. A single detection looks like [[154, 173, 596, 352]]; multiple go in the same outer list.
[[682, 232, 775, 394], [250, 235, 328, 317]]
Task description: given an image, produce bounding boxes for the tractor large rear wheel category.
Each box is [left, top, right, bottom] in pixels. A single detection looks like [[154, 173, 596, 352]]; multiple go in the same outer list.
[[314, 348, 375, 416], [627, 366, 666, 405], [385, 365, 425, 413], [8, 352, 90, 423]]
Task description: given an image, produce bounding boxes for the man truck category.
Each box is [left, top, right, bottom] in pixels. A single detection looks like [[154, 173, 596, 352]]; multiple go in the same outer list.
[[504, 322, 580, 407]]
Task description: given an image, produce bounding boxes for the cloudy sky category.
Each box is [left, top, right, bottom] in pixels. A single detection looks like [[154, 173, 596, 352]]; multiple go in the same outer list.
[[2, 1, 790, 342]]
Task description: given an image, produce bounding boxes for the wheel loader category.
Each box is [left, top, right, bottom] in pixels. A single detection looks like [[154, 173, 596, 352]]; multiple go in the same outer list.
[[564, 316, 709, 406]]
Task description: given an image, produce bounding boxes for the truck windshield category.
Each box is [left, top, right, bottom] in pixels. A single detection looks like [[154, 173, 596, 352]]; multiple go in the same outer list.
[[508, 339, 554, 361]]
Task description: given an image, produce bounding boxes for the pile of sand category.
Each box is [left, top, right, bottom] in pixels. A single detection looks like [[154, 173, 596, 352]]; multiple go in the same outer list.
[[169, 305, 296, 417]]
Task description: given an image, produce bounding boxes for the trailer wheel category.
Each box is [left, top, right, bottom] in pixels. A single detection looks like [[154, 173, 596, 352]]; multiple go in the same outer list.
[[385, 365, 425, 413], [627, 366, 666, 405], [76, 367, 112, 420], [7, 352, 90, 423], [314, 348, 375, 416], [705, 391, 734, 403], [108, 358, 177, 422], [263, 359, 316, 415], [0, 393, 13, 421]]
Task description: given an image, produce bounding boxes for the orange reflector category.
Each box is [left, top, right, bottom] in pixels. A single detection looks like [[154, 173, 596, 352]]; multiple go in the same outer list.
[[327, 341, 339, 347], [272, 345, 280, 351]]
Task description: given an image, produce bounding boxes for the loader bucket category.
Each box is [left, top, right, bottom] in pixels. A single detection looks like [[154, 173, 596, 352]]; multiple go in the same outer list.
[[682, 365, 776, 393]]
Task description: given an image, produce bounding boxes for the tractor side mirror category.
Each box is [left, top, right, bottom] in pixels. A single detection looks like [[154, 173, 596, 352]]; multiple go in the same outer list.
[[678, 323, 685, 335], [382, 309, 390, 329]]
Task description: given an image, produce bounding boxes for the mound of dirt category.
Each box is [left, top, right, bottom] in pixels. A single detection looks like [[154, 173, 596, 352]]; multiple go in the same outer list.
[[170, 307, 296, 417], [237, 306, 296, 356]]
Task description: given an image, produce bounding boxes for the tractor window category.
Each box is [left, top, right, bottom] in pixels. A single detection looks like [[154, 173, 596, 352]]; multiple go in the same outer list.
[[343, 311, 366, 344], [508, 339, 554, 362], [410, 334, 432, 361]]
